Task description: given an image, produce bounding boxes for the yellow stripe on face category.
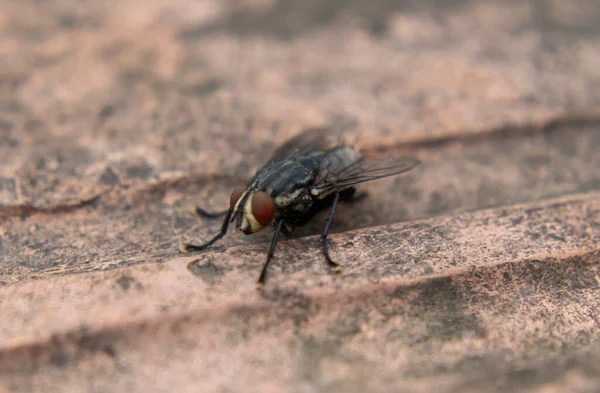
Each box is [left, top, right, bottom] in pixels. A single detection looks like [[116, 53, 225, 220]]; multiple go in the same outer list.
[[244, 193, 262, 233]]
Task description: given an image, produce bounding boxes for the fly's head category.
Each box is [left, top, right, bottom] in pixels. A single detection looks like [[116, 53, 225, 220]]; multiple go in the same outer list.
[[229, 186, 275, 235]]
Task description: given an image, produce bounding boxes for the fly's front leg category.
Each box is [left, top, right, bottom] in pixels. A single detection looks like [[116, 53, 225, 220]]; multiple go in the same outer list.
[[321, 192, 342, 273], [180, 209, 233, 253], [194, 206, 229, 219], [256, 219, 285, 290]]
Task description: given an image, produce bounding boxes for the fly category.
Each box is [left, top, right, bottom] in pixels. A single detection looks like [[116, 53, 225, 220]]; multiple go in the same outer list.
[[180, 128, 420, 289]]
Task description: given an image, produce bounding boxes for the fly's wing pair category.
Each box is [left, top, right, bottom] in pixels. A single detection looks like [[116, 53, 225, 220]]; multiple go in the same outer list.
[[270, 128, 420, 195], [311, 155, 420, 195]]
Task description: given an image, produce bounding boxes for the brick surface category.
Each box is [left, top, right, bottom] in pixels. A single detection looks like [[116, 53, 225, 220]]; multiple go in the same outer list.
[[1, 0, 600, 392]]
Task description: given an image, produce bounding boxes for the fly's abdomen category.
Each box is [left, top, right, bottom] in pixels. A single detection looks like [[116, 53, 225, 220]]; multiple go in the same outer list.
[[323, 146, 361, 174]]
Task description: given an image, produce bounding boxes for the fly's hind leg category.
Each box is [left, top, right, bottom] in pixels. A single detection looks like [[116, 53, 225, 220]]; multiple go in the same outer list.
[[320, 192, 342, 273]]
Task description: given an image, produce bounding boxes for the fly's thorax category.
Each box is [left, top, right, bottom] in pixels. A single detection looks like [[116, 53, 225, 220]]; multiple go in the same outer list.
[[273, 188, 304, 208], [254, 157, 320, 198], [275, 188, 315, 218]]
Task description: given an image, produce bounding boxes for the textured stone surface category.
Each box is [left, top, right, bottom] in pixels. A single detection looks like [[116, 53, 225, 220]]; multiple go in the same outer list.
[[1, 0, 600, 392]]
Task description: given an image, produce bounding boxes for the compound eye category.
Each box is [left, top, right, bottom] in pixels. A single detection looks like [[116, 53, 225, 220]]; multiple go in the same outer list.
[[251, 191, 275, 226], [229, 186, 246, 210]]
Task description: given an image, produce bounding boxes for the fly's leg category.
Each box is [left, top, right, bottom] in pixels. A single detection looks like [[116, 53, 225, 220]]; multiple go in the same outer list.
[[195, 206, 229, 219], [180, 209, 233, 252], [321, 192, 342, 273], [256, 219, 285, 290]]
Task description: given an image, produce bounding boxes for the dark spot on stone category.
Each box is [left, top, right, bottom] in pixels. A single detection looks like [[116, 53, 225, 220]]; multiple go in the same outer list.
[[295, 335, 345, 384], [476, 180, 507, 207], [57, 14, 76, 28], [35, 158, 47, 170], [432, 226, 452, 239], [504, 367, 544, 388], [525, 206, 543, 215], [77, 332, 109, 353], [523, 154, 551, 168], [510, 216, 524, 226], [50, 350, 71, 367], [29, 241, 49, 250], [385, 329, 404, 341], [187, 259, 222, 284], [368, 18, 388, 36], [99, 167, 120, 186], [428, 190, 449, 215], [327, 315, 362, 337], [374, 145, 388, 154], [116, 275, 135, 291], [544, 128, 580, 157], [191, 79, 223, 96], [454, 355, 489, 375], [402, 276, 488, 341], [173, 216, 190, 230], [99, 105, 115, 119], [433, 313, 486, 341], [261, 287, 313, 312], [547, 234, 566, 242], [245, 117, 254, 132], [25, 119, 42, 132], [0, 120, 12, 131], [468, 154, 493, 165], [391, 285, 413, 299], [101, 344, 117, 358], [0, 177, 16, 193], [125, 163, 153, 179]]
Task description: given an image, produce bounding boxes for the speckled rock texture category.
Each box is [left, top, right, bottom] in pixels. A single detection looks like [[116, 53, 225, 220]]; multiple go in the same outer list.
[[1, 0, 599, 392]]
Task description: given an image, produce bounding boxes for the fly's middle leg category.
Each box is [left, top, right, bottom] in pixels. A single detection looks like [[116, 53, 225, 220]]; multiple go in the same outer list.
[[256, 219, 285, 290], [320, 192, 342, 273]]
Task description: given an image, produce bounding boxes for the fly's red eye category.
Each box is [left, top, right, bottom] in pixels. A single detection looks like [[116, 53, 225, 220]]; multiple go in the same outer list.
[[251, 191, 275, 226], [230, 187, 246, 210]]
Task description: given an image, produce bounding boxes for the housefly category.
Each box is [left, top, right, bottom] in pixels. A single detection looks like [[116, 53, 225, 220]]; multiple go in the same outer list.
[[180, 128, 420, 289]]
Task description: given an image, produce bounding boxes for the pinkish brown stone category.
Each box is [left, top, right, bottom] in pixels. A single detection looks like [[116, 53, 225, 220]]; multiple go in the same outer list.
[[1, 0, 600, 392]]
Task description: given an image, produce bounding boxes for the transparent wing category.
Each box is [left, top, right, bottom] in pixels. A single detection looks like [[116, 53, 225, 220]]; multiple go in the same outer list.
[[313, 156, 420, 194], [269, 127, 336, 162]]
